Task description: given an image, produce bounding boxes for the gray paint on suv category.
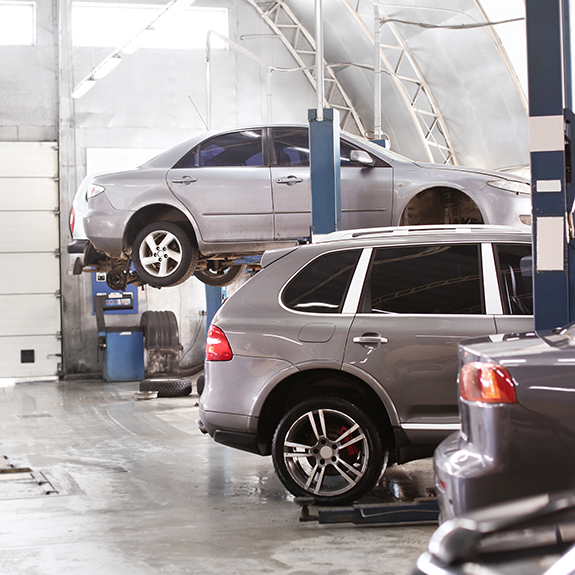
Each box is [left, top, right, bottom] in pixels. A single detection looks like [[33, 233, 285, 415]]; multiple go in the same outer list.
[[198, 225, 533, 504]]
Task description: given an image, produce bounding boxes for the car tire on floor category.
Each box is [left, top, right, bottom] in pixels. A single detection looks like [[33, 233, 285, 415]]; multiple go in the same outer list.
[[139, 378, 192, 397]]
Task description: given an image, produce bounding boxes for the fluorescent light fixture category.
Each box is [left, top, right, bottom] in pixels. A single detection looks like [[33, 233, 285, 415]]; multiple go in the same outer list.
[[93, 54, 122, 79], [72, 78, 96, 99]]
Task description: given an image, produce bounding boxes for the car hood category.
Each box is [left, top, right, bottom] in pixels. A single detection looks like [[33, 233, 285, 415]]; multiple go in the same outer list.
[[413, 161, 530, 184]]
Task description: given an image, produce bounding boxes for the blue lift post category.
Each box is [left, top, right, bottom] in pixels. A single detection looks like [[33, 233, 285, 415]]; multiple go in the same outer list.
[[525, 0, 575, 330], [308, 107, 342, 235]]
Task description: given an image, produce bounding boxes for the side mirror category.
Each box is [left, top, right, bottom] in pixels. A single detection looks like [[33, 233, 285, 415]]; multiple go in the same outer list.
[[349, 150, 375, 166]]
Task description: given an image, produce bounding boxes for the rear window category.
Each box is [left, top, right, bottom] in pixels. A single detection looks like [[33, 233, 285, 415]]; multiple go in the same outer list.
[[494, 244, 533, 315], [282, 250, 360, 313], [364, 244, 484, 314]]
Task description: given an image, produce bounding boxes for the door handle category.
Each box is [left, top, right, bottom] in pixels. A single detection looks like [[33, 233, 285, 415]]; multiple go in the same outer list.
[[353, 335, 388, 344], [276, 176, 303, 186], [171, 176, 197, 185]]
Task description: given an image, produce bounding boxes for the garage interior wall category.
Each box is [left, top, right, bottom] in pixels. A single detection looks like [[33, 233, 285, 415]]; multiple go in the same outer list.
[[1, 0, 530, 377]]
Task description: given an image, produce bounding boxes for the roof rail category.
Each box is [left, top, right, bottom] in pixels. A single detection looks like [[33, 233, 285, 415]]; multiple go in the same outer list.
[[314, 225, 528, 243]]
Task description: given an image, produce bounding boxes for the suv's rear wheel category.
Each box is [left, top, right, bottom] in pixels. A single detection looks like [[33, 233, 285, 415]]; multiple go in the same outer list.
[[133, 222, 198, 288], [272, 397, 387, 505]]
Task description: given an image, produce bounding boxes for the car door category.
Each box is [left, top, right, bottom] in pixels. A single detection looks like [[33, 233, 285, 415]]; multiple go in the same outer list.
[[342, 242, 497, 443], [269, 128, 392, 240], [167, 129, 274, 244]]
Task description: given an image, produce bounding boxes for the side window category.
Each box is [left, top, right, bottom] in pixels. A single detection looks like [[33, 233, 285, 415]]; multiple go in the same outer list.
[[494, 244, 533, 315], [174, 130, 263, 168], [272, 128, 309, 167], [365, 244, 483, 314], [283, 250, 361, 313]]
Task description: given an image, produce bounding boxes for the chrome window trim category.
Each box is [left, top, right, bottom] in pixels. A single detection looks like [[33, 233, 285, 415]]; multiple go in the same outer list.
[[401, 423, 461, 431], [482, 242, 504, 315], [342, 248, 373, 314]]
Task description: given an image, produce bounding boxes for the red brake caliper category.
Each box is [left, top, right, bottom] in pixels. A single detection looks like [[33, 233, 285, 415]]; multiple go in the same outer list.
[[340, 426, 359, 457]]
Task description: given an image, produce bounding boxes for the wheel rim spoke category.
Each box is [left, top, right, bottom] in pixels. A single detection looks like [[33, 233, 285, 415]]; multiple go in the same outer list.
[[306, 412, 320, 441], [318, 409, 328, 438], [145, 235, 158, 254], [166, 248, 182, 263], [141, 256, 158, 267], [159, 232, 176, 250], [159, 257, 169, 276], [284, 441, 313, 454], [304, 463, 320, 490], [337, 432, 366, 450], [335, 423, 359, 443], [336, 457, 364, 479], [312, 467, 326, 494]]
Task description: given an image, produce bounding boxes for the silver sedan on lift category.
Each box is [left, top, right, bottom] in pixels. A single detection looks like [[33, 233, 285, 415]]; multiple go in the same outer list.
[[71, 125, 532, 288]]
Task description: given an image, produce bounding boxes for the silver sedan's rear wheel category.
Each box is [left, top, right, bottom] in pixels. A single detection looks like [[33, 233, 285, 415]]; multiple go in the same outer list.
[[194, 261, 246, 287], [272, 397, 386, 505], [132, 222, 198, 288]]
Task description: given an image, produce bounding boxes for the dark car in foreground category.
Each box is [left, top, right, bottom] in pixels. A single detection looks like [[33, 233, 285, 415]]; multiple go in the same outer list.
[[414, 490, 575, 575], [435, 326, 575, 521], [70, 124, 531, 288], [198, 225, 533, 504]]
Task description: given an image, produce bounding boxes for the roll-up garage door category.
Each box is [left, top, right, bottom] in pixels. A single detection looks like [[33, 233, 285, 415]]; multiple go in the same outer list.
[[0, 142, 61, 378]]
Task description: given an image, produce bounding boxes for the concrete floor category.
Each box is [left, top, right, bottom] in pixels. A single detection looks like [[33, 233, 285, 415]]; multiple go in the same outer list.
[[0, 375, 436, 575]]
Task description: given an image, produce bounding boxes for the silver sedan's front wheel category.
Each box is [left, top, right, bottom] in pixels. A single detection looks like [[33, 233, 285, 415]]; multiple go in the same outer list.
[[272, 397, 386, 505], [132, 222, 198, 288]]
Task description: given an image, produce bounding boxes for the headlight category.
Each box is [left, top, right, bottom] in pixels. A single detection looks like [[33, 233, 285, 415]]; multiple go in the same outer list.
[[487, 179, 530, 195], [86, 183, 105, 200]]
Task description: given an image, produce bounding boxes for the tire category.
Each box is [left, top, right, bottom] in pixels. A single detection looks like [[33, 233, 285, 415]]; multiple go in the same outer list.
[[196, 374, 205, 396], [272, 397, 387, 505], [194, 261, 246, 287], [132, 222, 198, 288], [140, 311, 180, 349], [139, 378, 192, 398]]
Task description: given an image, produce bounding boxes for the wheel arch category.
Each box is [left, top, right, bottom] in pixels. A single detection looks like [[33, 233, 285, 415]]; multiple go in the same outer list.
[[256, 368, 395, 456], [399, 186, 484, 226], [123, 204, 200, 255]]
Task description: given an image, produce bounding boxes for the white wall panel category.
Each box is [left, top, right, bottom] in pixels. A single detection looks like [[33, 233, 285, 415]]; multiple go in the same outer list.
[[0, 143, 61, 378], [0, 212, 59, 252], [0, 177, 58, 211], [0, 336, 61, 378], [0, 254, 60, 295]]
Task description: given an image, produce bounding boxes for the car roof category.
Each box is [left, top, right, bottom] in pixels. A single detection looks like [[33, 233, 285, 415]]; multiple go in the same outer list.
[[314, 224, 531, 246]]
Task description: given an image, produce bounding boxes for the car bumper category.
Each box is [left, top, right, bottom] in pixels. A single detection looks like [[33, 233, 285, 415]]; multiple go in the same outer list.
[[84, 193, 131, 256], [199, 355, 297, 452]]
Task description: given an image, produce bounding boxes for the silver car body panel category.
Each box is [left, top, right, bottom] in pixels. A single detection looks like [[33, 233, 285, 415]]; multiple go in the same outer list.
[[78, 124, 531, 259]]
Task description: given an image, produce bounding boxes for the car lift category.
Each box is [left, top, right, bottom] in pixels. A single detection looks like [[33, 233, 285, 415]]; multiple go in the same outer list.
[[295, 495, 440, 526]]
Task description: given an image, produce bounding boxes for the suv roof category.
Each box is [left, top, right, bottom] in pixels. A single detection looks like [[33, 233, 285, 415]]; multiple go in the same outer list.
[[261, 225, 531, 269], [314, 224, 530, 243]]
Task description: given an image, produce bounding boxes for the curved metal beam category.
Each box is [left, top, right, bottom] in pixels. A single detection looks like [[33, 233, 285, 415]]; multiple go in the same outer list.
[[244, 0, 366, 136]]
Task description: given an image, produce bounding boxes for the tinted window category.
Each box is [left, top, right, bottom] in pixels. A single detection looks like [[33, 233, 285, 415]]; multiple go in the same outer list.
[[365, 244, 483, 314], [494, 244, 533, 315], [174, 130, 263, 168], [273, 128, 309, 167], [283, 250, 361, 313]]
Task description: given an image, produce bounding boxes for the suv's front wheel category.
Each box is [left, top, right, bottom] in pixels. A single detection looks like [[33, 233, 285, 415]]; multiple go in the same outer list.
[[132, 222, 198, 288], [272, 397, 387, 505]]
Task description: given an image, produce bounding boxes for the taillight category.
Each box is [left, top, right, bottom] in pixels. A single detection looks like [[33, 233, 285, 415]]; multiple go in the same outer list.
[[70, 207, 75, 234], [460, 362, 517, 404], [206, 325, 233, 361]]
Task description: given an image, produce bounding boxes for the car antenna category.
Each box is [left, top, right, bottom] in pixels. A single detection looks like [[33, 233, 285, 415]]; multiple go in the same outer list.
[[188, 95, 209, 131]]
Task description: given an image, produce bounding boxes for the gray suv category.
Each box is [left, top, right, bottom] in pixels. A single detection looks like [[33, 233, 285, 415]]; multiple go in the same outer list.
[[198, 225, 533, 504]]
